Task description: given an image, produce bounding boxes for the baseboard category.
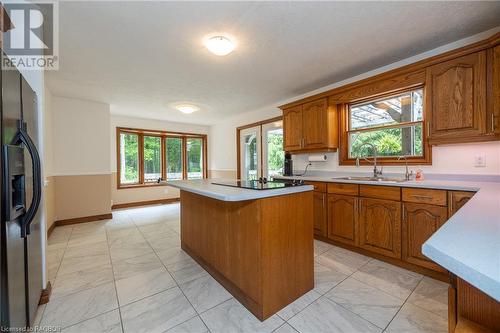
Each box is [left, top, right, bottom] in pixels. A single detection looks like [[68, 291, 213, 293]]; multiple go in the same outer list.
[[47, 222, 56, 237], [111, 198, 180, 210], [55, 213, 113, 226], [39, 281, 52, 305]]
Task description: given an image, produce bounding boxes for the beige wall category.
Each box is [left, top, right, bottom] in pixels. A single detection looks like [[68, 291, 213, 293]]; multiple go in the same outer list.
[[44, 95, 113, 221], [54, 175, 112, 220], [44, 176, 56, 230], [111, 172, 180, 205]]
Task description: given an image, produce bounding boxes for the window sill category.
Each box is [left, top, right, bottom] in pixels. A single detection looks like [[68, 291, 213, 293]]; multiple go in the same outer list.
[[340, 157, 432, 166], [117, 183, 164, 190]]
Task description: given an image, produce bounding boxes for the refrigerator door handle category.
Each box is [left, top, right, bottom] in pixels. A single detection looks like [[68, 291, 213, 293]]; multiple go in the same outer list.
[[12, 121, 42, 238]]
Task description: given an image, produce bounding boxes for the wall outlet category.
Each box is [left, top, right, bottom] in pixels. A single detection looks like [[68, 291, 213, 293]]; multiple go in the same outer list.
[[474, 154, 486, 167]]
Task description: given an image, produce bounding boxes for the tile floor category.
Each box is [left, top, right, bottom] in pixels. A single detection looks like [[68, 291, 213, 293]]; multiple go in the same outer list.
[[39, 204, 449, 333]]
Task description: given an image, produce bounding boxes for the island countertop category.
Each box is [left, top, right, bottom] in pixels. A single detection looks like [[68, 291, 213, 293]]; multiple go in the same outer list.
[[276, 174, 500, 302], [166, 179, 314, 201]]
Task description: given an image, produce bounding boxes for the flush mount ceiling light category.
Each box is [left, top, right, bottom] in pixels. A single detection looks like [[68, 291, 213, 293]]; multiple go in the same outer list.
[[175, 104, 200, 114], [204, 35, 235, 56]]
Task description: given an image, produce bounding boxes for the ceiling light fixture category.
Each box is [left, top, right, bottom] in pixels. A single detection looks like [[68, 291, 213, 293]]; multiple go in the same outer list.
[[204, 35, 235, 56], [175, 104, 200, 114]]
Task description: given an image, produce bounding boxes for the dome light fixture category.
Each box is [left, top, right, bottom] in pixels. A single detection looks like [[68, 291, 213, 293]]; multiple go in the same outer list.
[[204, 35, 235, 56], [175, 104, 199, 114]]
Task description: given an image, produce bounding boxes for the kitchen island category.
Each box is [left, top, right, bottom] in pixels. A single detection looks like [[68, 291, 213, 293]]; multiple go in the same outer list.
[[167, 179, 314, 320]]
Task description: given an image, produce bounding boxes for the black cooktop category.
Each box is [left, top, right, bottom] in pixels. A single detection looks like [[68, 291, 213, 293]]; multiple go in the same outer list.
[[212, 179, 304, 190]]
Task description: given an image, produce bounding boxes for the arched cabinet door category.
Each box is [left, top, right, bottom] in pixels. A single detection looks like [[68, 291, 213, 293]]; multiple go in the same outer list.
[[327, 194, 358, 246], [358, 198, 401, 259], [426, 51, 487, 144], [402, 202, 448, 272]]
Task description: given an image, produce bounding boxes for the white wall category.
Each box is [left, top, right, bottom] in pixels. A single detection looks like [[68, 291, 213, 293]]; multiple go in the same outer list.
[[110, 115, 210, 172], [52, 96, 111, 175], [208, 27, 500, 177]]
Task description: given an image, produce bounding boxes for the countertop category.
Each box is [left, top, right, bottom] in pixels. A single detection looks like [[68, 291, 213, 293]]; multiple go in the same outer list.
[[165, 179, 314, 202], [276, 174, 500, 302]]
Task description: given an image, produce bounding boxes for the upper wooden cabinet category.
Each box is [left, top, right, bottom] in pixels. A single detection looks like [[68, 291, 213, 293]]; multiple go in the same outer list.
[[359, 198, 401, 259], [282, 98, 338, 152], [426, 51, 487, 144], [283, 105, 303, 151], [492, 45, 500, 135]]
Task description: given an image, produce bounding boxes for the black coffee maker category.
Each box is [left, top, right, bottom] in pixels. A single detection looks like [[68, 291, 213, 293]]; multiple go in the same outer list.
[[284, 153, 293, 176]]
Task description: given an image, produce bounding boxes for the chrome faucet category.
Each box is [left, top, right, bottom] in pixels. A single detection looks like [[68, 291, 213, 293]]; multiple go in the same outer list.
[[355, 142, 383, 178], [397, 155, 413, 181]]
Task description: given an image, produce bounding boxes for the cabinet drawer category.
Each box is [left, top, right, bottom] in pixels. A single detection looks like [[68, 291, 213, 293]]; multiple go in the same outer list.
[[402, 188, 447, 206], [327, 183, 359, 196], [359, 185, 401, 201], [305, 181, 327, 193]]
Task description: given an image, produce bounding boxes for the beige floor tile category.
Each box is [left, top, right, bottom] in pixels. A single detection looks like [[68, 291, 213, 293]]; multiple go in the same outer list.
[[58, 253, 111, 276], [407, 277, 449, 319], [313, 261, 348, 295], [168, 257, 208, 285], [109, 238, 153, 262], [325, 277, 403, 329], [156, 246, 191, 266], [179, 275, 232, 313], [52, 264, 114, 299], [274, 323, 298, 333], [314, 240, 333, 256], [277, 290, 321, 321], [147, 234, 181, 252], [351, 260, 422, 300], [385, 302, 447, 333], [200, 298, 284, 333], [315, 246, 371, 275], [287, 297, 381, 333], [67, 232, 108, 248], [41, 282, 118, 329], [115, 267, 176, 306], [164, 316, 208, 333], [61, 309, 122, 333], [112, 252, 163, 280], [120, 287, 197, 333], [63, 241, 109, 259]]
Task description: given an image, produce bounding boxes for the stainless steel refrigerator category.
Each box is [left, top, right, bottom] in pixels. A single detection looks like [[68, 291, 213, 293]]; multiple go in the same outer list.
[[0, 51, 43, 329]]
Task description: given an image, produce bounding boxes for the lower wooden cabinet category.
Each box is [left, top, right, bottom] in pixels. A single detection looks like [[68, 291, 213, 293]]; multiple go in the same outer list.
[[313, 192, 327, 236], [358, 198, 401, 259], [327, 194, 358, 246], [448, 191, 475, 217], [402, 202, 448, 271]]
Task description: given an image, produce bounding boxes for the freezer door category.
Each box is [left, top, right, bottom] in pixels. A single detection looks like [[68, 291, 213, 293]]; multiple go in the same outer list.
[[21, 77, 42, 326], [1, 69, 27, 329]]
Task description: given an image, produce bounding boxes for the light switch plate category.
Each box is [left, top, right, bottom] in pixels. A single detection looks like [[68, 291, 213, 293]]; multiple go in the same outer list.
[[474, 154, 486, 167]]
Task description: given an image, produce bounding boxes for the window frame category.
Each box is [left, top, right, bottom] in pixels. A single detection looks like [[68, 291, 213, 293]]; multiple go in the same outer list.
[[339, 86, 432, 166], [116, 127, 207, 189]]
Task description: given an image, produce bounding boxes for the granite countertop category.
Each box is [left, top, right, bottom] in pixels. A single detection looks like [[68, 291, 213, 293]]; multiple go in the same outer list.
[[275, 173, 500, 302], [165, 179, 314, 202]]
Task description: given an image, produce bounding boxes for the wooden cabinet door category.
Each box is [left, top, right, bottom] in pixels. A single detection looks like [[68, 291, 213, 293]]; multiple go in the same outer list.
[[426, 51, 487, 142], [402, 202, 448, 271], [327, 194, 358, 246], [313, 192, 327, 237], [492, 45, 500, 135], [283, 105, 303, 151], [448, 191, 475, 217], [302, 98, 328, 149], [359, 198, 401, 258]]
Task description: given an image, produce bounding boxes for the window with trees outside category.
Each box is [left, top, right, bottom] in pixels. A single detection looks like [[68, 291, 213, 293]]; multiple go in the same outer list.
[[346, 88, 428, 163], [118, 128, 207, 188]]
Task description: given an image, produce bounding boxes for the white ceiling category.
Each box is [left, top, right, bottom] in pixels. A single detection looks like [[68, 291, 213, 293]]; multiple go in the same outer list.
[[47, 1, 500, 125]]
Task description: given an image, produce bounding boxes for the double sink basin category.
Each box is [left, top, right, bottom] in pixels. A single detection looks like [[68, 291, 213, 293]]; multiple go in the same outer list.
[[332, 176, 409, 183]]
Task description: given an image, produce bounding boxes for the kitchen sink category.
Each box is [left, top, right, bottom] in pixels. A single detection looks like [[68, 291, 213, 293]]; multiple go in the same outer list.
[[332, 176, 408, 183]]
